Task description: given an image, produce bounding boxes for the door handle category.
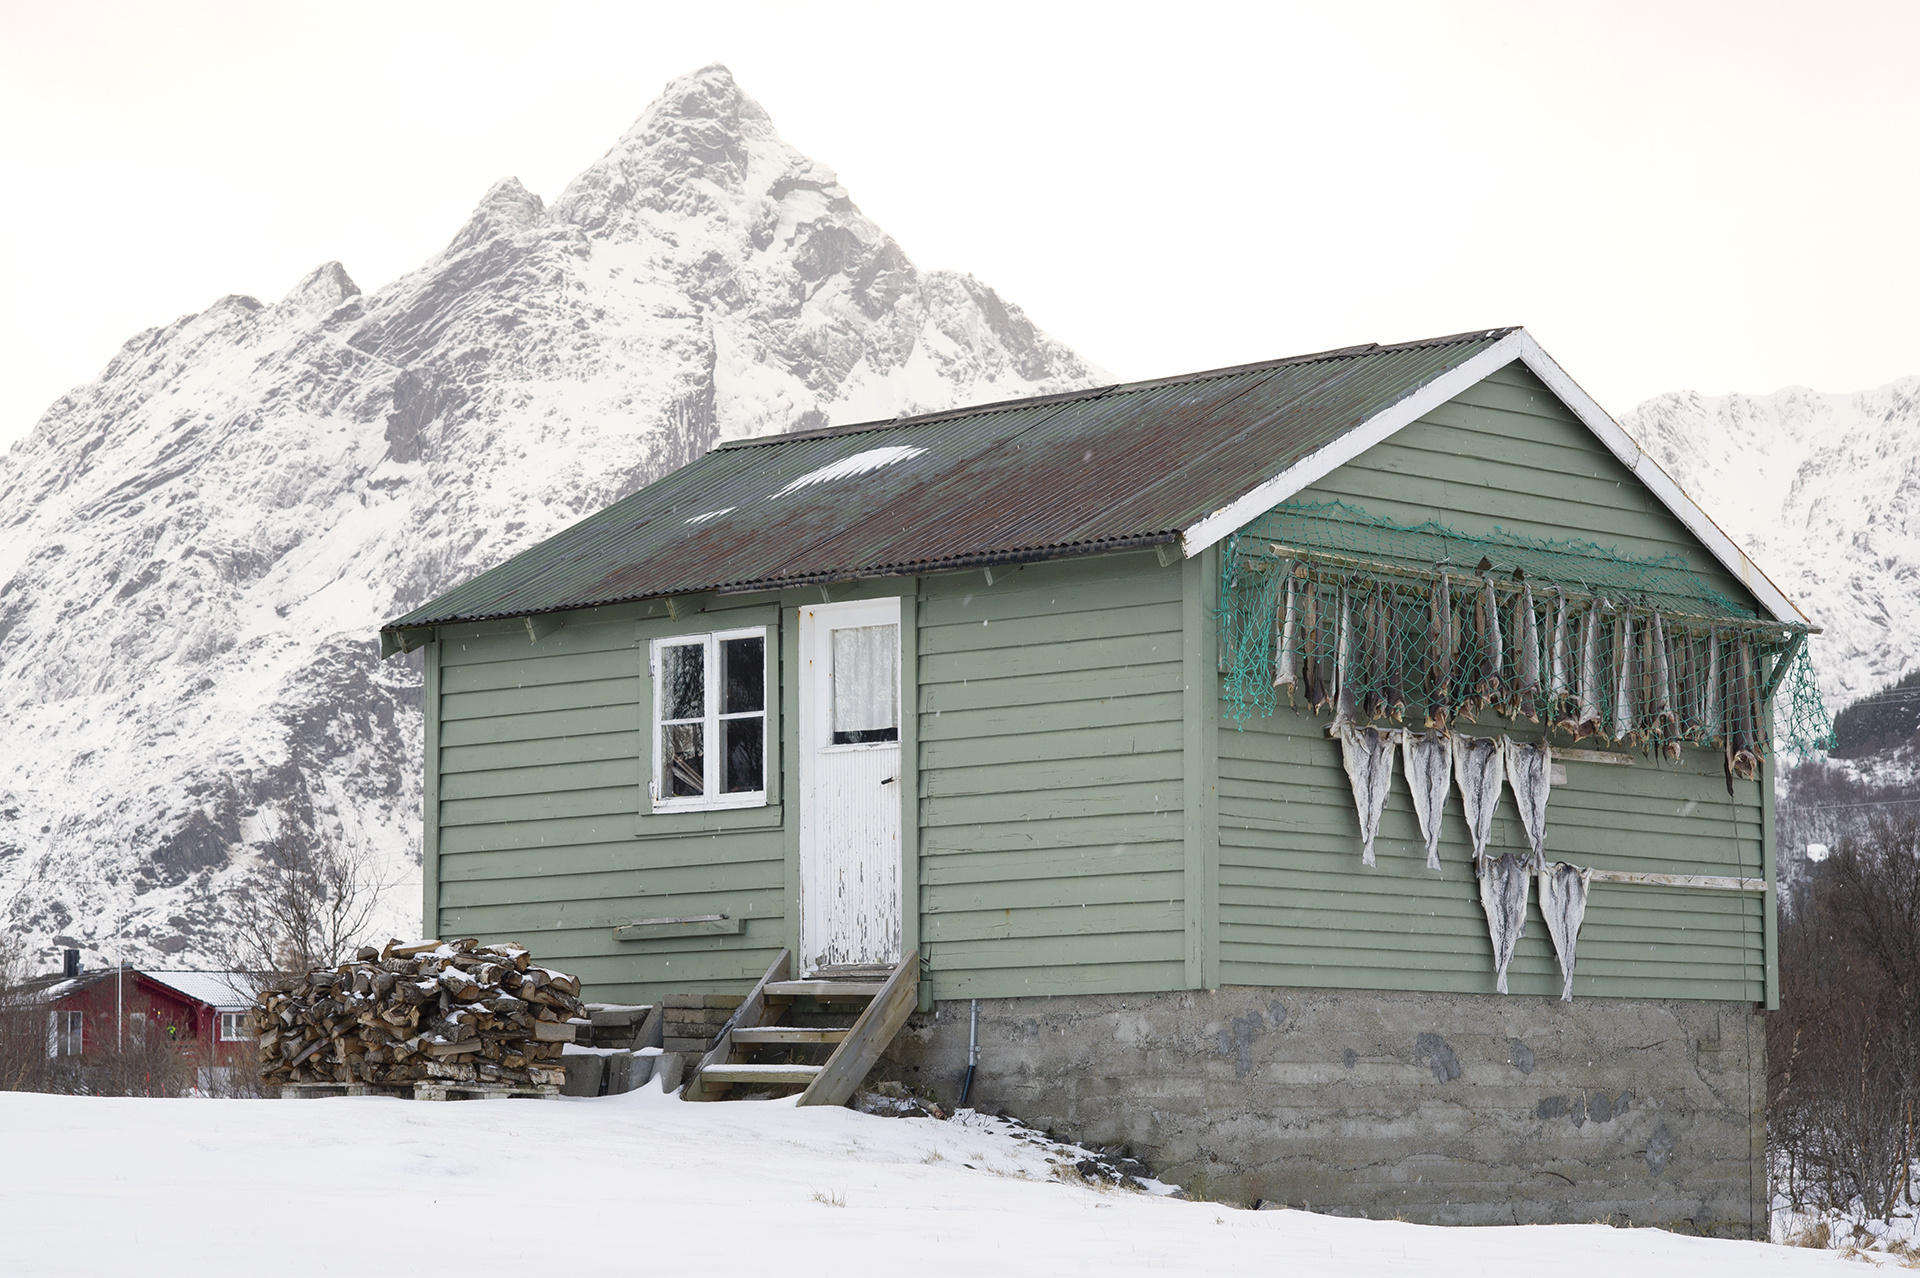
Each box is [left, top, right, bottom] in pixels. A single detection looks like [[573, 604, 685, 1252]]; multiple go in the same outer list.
[[880, 776, 897, 787]]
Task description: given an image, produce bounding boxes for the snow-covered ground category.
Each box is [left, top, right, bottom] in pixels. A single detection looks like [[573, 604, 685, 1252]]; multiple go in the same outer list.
[[2, 1083, 1866, 1277]]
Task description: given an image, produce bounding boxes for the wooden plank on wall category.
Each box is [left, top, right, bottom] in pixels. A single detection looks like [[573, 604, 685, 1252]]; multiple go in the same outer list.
[[423, 638, 442, 940], [1182, 545, 1220, 990]]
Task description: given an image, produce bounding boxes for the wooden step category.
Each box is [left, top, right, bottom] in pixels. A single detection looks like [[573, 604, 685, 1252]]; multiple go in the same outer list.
[[699, 1064, 822, 1085], [731, 1026, 849, 1045], [766, 980, 884, 999], [799, 952, 920, 1109]]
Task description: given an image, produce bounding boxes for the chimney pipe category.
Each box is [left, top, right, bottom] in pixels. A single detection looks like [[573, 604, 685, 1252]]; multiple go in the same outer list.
[[62, 948, 79, 978]]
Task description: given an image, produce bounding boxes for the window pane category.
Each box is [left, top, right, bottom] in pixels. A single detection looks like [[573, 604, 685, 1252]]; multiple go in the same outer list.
[[723, 716, 764, 793], [721, 635, 764, 714], [662, 722, 705, 797], [832, 623, 898, 745], [660, 642, 705, 721]]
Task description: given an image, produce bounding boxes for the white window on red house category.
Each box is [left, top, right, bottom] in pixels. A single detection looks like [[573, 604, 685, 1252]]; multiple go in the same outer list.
[[220, 1012, 248, 1042], [130, 1012, 147, 1045], [649, 628, 767, 811], [46, 1010, 83, 1058]]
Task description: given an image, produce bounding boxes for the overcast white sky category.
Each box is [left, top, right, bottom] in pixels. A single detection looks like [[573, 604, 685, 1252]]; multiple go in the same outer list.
[[2, 1, 1916, 447]]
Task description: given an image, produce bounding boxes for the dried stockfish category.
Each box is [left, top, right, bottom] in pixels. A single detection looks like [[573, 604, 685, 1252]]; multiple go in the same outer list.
[[1401, 729, 1452, 871], [1361, 588, 1386, 721], [1302, 584, 1327, 712], [1333, 586, 1357, 727], [1273, 565, 1298, 704], [1729, 639, 1761, 781], [1673, 627, 1701, 743], [1379, 589, 1407, 722], [1509, 579, 1540, 720], [1574, 601, 1606, 739], [1503, 736, 1552, 870], [1470, 571, 1503, 714], [1611, 605, 1637, 744], [1703, 629, 1723, 745], [1654, 618, 1682, 759], [1547, 588, 1572, 719], [1427, 570, 1454, 730], [1480, 852, 1531, 995], [1336, 725, 1400, 867], [1537, 861, 1593, 1002], [1451, 734, 1507, 874]]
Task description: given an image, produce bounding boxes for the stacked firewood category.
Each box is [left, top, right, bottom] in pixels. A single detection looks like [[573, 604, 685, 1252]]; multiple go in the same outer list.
[[254, 938, 583, 1089]]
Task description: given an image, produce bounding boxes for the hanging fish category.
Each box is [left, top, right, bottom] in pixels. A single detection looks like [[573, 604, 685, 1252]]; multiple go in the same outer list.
[[1401, 729, 1451, 871], [1673, 627, 1699, 743], [1703, 629, 1723, 746], [1302, 583, 1327, 713], [1655, 618, 1682, 759], [1480, 852, 1531, 995], [1427, 571, 1453, 730], [1469, 570, 1502, 716], [1503, 737, 1552, 870], [1380, 588, 1407, 722], [1451, 734, 1507, 875], [1547, 588, 1571, 719], [1509, 578, 1540, 721], [1273, 564, 1298, 704], [1337, 724, 1399, 867], [1729, 639, 1761, 781], [1361, 588, 1386, 721], [1648, 613, 1677, 738], [1611, 604, 1636, 744], [1537, 861, 1593, 1002], [1574, 600, 1607, 740], [1333, 586, 1357, 727]]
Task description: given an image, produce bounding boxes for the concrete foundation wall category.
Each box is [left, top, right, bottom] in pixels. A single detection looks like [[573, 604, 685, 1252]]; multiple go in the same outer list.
[[880, 986, 1766, 1236]]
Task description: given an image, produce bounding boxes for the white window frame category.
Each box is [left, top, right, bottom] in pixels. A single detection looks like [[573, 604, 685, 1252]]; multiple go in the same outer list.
[[649, 626, 769, 813], [219, 1012, 248, 1042], [46, 1010, 83, 1059]]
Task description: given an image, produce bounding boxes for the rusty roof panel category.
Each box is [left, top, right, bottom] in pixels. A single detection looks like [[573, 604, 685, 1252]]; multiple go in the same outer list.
[[385, 329, 1517, 633]]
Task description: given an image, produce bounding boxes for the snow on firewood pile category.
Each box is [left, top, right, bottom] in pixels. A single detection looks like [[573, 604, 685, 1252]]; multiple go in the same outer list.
[[254, 937, 580, 1090], [1, 1083, 1861, 1278]]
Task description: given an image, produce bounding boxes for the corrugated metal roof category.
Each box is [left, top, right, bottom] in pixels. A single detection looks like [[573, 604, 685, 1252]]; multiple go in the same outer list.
[[139, 970, 259, 1011], [383, 328, 1518, 637]]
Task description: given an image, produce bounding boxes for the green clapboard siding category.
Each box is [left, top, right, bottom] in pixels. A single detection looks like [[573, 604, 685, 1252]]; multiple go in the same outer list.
[[1214, 361, 1770, 1003], [917, 552, 1189, 999], [428, 601, 789, 1005]]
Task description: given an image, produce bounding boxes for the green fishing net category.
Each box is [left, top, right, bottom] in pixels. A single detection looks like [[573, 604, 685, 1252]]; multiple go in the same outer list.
[[1217, 500, 1835, 761]]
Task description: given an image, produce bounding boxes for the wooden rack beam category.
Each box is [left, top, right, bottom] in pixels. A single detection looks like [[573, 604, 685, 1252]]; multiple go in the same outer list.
[[1584, 869, 1765, 893], [1245, 541, 1819, 638]]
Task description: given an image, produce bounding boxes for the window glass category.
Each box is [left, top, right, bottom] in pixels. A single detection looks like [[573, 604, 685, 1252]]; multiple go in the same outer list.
[[662, 723, 705, 797], [723, 717, 763, 793], [831, 623, 899, 744], [721, 635, 764, 714], [659, 642, 705, 721], [220, 1012, 247, 1042]]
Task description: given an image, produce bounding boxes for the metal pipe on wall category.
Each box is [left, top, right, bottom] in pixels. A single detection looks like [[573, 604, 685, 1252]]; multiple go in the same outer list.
[[959, 998, 979, 1106]]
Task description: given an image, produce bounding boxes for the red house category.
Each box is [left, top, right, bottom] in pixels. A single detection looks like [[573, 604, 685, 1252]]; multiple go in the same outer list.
[[24, 954, 258, 1077]]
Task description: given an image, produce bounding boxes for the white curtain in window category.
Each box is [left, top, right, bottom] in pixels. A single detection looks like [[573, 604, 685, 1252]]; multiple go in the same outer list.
[[832, 624, 898, 735]]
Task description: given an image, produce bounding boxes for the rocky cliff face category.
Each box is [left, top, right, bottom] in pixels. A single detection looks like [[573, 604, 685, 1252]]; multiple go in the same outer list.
[[1621, 378, 1920, 712], [0, 64, 1101, 967]]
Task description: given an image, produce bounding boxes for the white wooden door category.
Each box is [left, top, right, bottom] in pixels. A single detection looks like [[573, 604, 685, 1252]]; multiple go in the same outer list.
[[798, 597, 903, 973]]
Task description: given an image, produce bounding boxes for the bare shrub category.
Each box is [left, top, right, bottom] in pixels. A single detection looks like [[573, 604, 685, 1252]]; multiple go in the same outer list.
[[1770, 810, 1920, 1223], [216, 829, 394, 981]]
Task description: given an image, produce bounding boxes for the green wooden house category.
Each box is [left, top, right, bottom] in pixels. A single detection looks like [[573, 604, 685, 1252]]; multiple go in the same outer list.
[[381, 327, 1813, 1230]]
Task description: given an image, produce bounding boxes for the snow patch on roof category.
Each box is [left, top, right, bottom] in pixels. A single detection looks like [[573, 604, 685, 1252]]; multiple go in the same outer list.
[[685, 507, 736, 524], [770, 446, 926, 498], [139, 970, 259, 1010]]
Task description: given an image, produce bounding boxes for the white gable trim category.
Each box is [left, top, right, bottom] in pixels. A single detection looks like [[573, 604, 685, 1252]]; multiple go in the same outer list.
[[1178, 327, 1805, 625]]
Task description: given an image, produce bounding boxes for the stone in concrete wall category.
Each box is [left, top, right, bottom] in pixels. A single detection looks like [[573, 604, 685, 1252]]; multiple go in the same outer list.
[[878, 986, 1765, 1236]]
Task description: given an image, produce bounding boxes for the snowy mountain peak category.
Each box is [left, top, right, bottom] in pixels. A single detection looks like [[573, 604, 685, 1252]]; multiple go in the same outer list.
[[1623, 376, 1920, 710], [278, 261, 361, 317], [0, 66, 1101, 969]]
